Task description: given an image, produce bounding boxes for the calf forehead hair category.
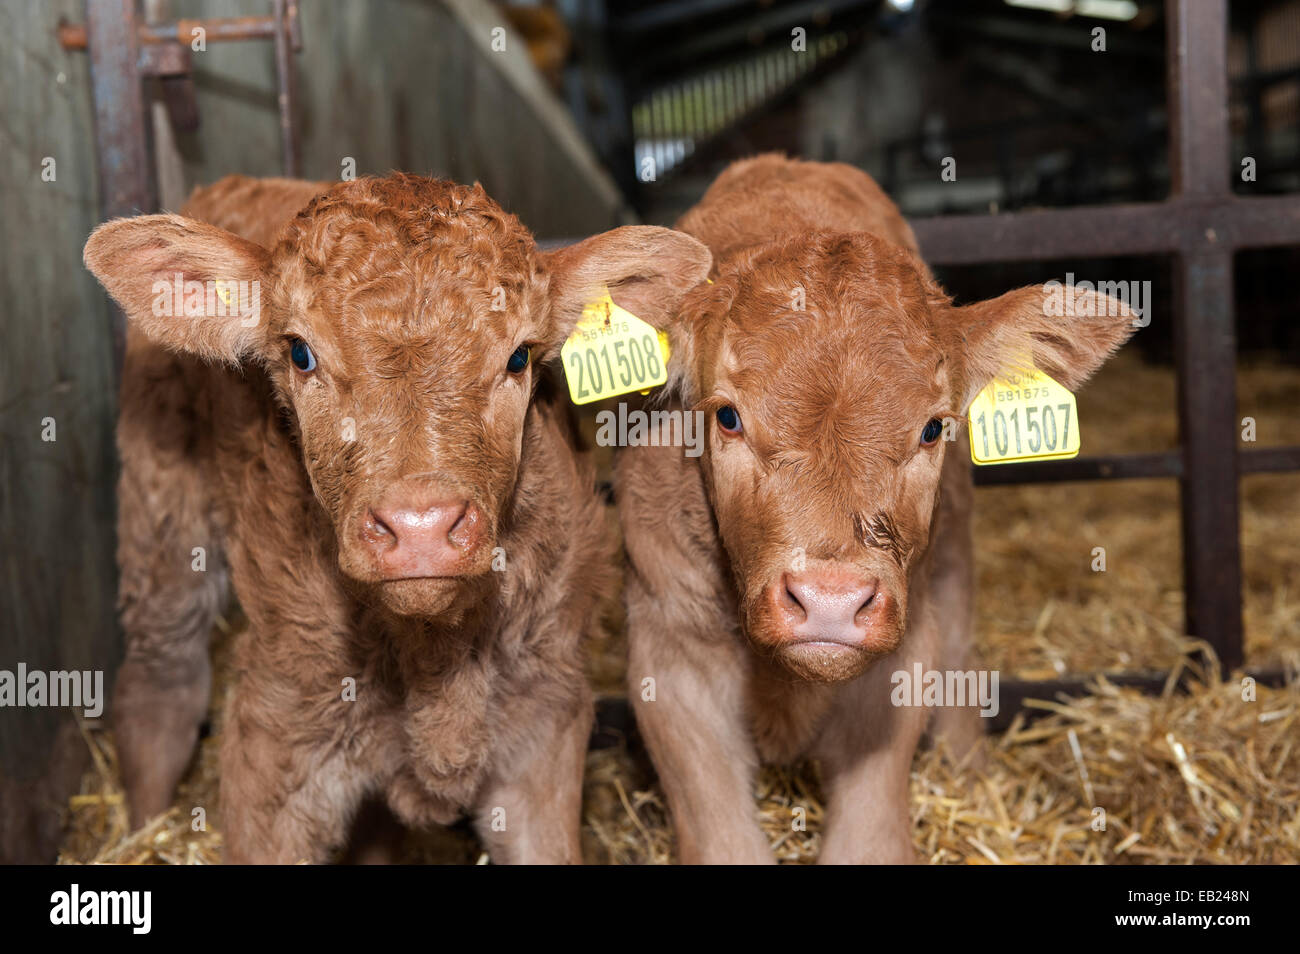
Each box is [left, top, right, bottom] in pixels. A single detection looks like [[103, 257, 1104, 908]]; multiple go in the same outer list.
[[271, 174, 546, 335], [710, 234, 948, 464]]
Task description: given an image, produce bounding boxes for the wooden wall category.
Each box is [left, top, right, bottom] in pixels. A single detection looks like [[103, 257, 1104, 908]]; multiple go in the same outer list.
[[0, 0, 121, 864]]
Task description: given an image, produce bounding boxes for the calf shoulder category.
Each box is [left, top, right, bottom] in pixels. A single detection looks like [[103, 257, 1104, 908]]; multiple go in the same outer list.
[[615, 398, 737, 647]]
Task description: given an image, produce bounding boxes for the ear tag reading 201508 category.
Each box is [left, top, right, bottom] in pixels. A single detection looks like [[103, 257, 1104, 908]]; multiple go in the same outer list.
[[968, 369, 1081, 465], [562, 290, 671, 405]]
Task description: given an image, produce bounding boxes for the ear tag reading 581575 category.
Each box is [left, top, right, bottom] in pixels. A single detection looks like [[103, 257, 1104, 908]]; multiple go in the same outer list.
[[562, 289, 670, 405], [968, 368, 1081, 465]]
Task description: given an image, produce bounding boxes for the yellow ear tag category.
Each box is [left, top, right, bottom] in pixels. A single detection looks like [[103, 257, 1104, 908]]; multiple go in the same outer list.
[[968, 368, 1081, 465], [562, 289, 669, 405]]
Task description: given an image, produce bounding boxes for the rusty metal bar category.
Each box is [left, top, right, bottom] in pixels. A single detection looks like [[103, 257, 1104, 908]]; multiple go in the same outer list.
[[1241, 446, 1300, 474], [592, 664, 1297, 742], [272, 0, 300, 178], [970, 446, 1300, 486], [1174, 245, 1243, 671], [1168, 0, 1230, 197], [980, 666, 1294, 731], [910, 194, 1300, 265], [85, 0, 154, 372], [137, 40, 189, 77], [59, 14, 293, 50], [1167, 0, 1243, 672], [912, 201, 1180, 264], [971, 451, 1183, 486], [68, 0, 303, 203]]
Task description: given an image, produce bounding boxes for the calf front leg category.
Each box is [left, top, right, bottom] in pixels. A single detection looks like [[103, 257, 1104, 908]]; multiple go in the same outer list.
[[218, 663, 370, 864], [627, 594, 772, 864], [471, 693, 592, 865], [113, 631, 214, 830], [114, 345, 227, 829], [814, 643, 932, 865], [926, 439, 986, 766]]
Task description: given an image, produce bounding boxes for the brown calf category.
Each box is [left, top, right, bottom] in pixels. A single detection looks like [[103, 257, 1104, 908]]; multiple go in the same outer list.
[[616, 155, 1137, 863], [86, 173, 710, 863]]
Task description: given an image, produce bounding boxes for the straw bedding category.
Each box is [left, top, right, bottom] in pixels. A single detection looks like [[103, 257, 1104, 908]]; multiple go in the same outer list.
[[59, 353, 1300, 864]]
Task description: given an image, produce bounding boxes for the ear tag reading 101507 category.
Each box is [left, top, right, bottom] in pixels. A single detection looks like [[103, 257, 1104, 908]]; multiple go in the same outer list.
[[562, 289, 671, 405], [968, 368, 1081, 465]]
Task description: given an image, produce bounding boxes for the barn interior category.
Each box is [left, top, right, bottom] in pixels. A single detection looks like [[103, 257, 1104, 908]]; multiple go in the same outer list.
[[2, 0, 1297, 864]]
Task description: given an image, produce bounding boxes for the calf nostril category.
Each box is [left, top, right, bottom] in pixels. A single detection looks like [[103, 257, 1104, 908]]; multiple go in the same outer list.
[[364, 509, 397, 546], [447, 502, 478, 548], [448, 503, 470, 537], [855, 589, 876, 625], [779, 574, 808, 622]]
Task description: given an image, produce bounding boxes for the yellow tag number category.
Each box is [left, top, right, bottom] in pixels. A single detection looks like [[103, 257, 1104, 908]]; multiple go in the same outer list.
[[968, 369, 1081, 465], [562, 291, 670, 404]]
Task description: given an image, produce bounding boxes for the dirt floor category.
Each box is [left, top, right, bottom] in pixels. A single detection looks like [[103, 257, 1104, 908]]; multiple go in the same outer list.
[[60, 352, 1300, 864]]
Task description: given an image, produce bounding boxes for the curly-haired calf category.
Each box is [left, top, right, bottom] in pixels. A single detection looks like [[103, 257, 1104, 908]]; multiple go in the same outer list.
[[86, 173, 710, 863]]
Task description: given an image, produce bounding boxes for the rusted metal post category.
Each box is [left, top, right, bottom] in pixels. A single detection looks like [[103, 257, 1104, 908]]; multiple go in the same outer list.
[[59, 14, 295, 48], [1166, 0, 1243, 671], [272, 0, 300, 177], [67, 1, 304, 195], [85, 0, 155, 372]]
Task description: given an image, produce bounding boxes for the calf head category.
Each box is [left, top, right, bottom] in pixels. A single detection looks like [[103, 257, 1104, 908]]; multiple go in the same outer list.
[[654, 230, 1136, 682], [85, 174, 710, 619]]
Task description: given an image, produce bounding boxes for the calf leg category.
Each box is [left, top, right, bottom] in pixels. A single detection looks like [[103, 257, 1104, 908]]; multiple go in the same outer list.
[[114, 339, 226, 828], [627, 583, 773, 864], [471, 694, 592, 864], [218, 663, 370, 864], [926, 436, 986, 764], [926, 557, 986, 764], [815, 650, 930, 865], [112, 628, 215, 830]]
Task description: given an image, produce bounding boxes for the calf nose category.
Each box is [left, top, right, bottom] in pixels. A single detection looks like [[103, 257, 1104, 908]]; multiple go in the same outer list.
[[361, 496, 484, 579], [780, 571, 878, 647]]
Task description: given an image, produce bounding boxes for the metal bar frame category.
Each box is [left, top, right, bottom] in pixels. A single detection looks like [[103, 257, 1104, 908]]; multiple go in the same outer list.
[[75, 1, 1295, 736], [74, 0, 302, 358], [911, 0, 1300, 678]]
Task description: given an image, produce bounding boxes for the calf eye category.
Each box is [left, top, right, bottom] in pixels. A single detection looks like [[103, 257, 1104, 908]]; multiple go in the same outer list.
[[921, 418, 943, 446], [289, 337, 316, 373], [716, 405, 743, 434], [506, 344, 530, 374]]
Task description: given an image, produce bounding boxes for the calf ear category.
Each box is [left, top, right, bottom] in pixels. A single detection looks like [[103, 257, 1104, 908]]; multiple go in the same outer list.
[[543, 225, 712, 340], [84, 214, 271, 364], [945, 283, 1139, 409]]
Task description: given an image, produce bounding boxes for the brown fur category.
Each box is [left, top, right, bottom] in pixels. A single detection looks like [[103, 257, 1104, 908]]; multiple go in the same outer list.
[[87, 173, 710, 863], [110, 176, 331, 834], [617, 155, 1137, 863]]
